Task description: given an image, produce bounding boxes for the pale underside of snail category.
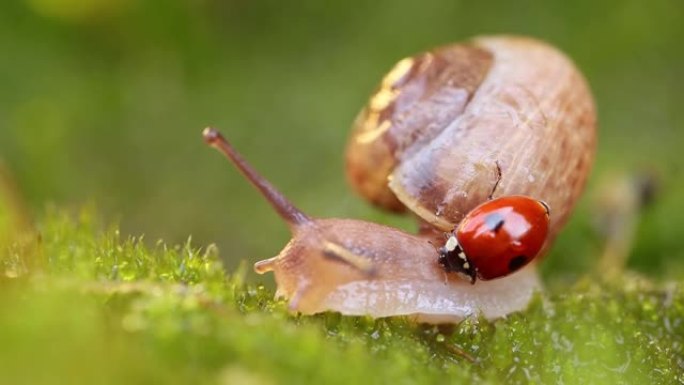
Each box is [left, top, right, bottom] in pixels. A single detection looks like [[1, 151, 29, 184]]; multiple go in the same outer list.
[[205, 35, 596, 323]]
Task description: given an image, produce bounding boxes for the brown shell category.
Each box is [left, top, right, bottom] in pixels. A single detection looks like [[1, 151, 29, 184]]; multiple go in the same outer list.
[[345, 36, 596, 238]]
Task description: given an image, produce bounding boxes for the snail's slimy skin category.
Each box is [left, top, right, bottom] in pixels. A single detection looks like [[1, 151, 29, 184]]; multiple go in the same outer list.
[[255, 218, 541, 322], [320, 264, 541, 323]]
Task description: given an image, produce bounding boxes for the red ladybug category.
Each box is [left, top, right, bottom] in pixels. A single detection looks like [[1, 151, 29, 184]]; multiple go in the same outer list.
[[438, 195, 550, 283]]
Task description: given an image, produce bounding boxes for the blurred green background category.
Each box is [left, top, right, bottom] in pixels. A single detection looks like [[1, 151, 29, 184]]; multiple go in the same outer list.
[[1, 0, 683, 278]]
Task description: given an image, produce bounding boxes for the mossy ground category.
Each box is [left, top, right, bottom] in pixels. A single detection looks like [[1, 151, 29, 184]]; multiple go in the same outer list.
[[1, 209, 683, 385]]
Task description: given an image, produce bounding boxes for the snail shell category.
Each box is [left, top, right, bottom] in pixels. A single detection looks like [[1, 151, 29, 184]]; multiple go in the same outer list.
[[346, 35, 596, 240]]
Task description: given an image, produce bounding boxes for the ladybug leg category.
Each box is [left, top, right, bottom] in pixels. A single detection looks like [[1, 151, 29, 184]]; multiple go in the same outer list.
[[488, 161, 503, 200]]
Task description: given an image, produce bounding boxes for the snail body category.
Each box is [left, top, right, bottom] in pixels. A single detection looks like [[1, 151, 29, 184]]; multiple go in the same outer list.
[[204, 35, 596, 323]]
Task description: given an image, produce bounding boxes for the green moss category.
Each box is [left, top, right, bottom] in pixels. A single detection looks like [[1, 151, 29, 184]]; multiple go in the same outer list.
[[1, 210, 683, 385]]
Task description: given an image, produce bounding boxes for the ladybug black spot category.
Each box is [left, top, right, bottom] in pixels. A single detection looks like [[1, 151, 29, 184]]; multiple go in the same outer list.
[[484, 213, 505, 232], [508, 255, 527, 272]]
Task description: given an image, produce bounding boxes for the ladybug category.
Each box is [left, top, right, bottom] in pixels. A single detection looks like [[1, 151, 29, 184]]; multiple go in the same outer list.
[[438, 195, 550, 283]]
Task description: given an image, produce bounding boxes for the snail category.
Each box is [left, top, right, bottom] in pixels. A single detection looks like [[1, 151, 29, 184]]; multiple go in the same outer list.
[[204, 35, 596, 323]]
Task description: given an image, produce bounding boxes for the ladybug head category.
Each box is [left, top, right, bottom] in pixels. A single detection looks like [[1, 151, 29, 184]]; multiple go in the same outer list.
[[437, 234, 477, 284]]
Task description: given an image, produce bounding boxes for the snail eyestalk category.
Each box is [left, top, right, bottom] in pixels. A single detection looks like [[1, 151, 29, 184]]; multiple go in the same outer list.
[[203, 127, 310, 227]]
